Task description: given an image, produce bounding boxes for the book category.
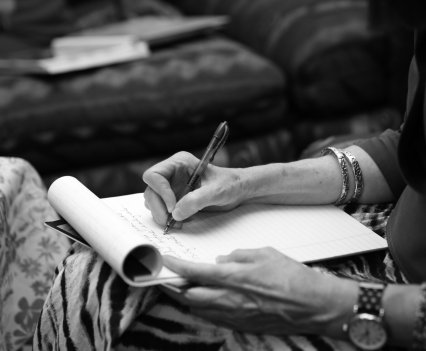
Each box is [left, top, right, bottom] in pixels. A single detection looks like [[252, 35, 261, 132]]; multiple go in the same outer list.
[[0, 16, 227, 75], [46, 176, 388, 288], [78, 15, 229, 47], [0, 38, 149, 75]]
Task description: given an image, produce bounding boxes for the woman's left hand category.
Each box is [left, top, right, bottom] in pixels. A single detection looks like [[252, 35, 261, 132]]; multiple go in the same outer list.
[[162, 247, 357, 337]]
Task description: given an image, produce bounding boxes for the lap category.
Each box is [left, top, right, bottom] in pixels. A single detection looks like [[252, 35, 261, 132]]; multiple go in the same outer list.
[[33, 203, 405, 351]]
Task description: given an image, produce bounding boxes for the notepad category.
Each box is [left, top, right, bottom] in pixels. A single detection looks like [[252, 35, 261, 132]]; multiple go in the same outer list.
[[45, 176, 388, 287]]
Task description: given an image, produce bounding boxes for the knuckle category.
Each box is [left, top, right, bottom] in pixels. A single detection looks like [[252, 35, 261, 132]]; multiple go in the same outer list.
[[175, 151, 192, 161]]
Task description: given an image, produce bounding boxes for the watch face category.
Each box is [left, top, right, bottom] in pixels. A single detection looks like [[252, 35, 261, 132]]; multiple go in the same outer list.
[[348, 314, 387, 350]]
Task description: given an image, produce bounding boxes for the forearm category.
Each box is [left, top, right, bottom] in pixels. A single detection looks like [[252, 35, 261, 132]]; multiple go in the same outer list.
[[239, 145, 395, 205]]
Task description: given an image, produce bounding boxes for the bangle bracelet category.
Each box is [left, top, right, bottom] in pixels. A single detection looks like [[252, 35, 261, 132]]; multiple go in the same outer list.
[[412, 282, 426, 350], [321, 147, 350, 205], [342, 150, 364, 203]]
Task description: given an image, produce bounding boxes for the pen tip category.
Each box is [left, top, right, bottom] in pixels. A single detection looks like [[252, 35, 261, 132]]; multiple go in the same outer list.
[[163, 226, 169, 235]]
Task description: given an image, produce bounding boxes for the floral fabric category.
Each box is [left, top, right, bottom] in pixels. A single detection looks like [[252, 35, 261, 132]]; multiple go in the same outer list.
[[0, 157, 70, 351]]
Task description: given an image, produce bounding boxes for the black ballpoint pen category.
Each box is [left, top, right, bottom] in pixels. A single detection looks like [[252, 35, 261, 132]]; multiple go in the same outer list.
[[163, 121, 229, 234]]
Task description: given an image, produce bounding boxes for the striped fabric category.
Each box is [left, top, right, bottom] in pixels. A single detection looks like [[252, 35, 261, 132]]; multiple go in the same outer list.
[[34, 202, 409, 351]]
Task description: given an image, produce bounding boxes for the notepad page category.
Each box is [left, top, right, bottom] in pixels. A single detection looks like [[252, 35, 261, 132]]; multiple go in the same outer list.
[[102, 194, 387, 264]]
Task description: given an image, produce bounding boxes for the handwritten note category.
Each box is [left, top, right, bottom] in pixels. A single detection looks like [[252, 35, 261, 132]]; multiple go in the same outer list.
[[103, 194, 387, 264]]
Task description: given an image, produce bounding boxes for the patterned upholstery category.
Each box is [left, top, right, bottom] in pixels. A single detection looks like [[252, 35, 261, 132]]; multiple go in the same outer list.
[[42, 129, 296, 197], [0, 157, 70, 351], [0, 36, 287, 195], [0, 0, 408, 198], [166, 0, 412, 118]]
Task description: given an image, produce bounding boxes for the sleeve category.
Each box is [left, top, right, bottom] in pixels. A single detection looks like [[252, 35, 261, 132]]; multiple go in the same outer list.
[[355, 127, 406, 198]]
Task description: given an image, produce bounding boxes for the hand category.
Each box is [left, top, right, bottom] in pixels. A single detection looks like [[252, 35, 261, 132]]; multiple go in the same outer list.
[[161, 247, 357, 337], [142, 151, 246, 225]]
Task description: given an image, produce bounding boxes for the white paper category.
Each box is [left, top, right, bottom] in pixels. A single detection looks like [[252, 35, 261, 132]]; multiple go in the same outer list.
[[48, 176, 169, 287], [48, 176, 388, 287], [104, 194, 388, 264]]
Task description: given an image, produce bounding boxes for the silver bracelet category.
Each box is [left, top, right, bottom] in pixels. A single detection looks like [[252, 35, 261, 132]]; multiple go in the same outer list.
[[321, 147, 350, 205], [412, 282, 426, 350], [342, 150, 364, 203]]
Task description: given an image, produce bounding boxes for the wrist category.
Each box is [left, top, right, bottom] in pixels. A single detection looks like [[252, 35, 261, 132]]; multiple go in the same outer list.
[[315, 276, 358, 340], [382, 284, 421, 346], [240, 158, 343, 205], [239, 163, 289, 203]]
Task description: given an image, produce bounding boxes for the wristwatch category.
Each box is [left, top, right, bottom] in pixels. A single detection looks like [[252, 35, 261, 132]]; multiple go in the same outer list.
[[343, 282, 388, 350]]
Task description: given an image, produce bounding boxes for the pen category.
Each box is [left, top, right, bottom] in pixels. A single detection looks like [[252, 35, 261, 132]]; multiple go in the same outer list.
[[163, 121, 230, 234]]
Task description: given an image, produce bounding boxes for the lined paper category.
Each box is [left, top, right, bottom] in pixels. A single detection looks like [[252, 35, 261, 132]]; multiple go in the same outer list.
[[103, 194, 387, 264]]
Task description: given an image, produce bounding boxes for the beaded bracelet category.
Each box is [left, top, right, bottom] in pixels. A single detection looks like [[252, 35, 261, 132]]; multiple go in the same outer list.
[[342, 150, 364, 203], [321, 147, 350, 205], [411, 282, 426, 350]]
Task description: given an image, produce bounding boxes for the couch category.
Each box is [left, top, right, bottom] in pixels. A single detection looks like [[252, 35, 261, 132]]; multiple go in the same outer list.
[[0, 1, 414, 350], [0, 0, 411, 199], [0, 157, 70, 351]]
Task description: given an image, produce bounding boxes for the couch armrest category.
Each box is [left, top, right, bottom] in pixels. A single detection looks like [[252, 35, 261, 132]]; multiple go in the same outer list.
[[0, 158, 70, 351]]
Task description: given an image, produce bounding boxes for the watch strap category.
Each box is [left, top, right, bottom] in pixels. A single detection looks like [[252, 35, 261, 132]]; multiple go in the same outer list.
[[356, 282, 386, 315]]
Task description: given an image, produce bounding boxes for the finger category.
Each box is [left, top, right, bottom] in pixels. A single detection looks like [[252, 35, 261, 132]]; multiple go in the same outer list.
[[216, 248, 272, 264], [163, 255, 236, 286], [143, 152, 200, 213], [172, 191, 202, 221], [173, 183, 221, 221], [144, 187, 169, 225], [162, 286, 232, 308], [143, 169, 176, 213], [144, 195, 150, 210]]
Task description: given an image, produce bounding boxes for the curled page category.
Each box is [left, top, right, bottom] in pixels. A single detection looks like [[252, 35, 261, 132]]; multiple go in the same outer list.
[[47, 176, 162, 286]]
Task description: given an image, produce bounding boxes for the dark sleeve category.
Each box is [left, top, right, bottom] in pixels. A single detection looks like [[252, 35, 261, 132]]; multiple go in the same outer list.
[[355, 128, 406, 198]]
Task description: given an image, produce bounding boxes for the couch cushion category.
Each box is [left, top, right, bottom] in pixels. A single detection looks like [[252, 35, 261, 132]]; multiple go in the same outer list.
[[0, 36, 287, 176], [167, 0, 412, 118]]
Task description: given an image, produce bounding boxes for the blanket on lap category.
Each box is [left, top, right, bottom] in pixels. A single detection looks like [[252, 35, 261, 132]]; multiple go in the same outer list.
[[34, 203, 407, 351]]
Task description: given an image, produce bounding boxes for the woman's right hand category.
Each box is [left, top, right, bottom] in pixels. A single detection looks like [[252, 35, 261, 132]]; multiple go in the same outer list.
[[142, 151, 247, 226]]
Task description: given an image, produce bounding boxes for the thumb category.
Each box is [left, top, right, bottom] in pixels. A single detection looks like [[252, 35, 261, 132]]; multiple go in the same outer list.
[[172, 184, 218, 221]]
